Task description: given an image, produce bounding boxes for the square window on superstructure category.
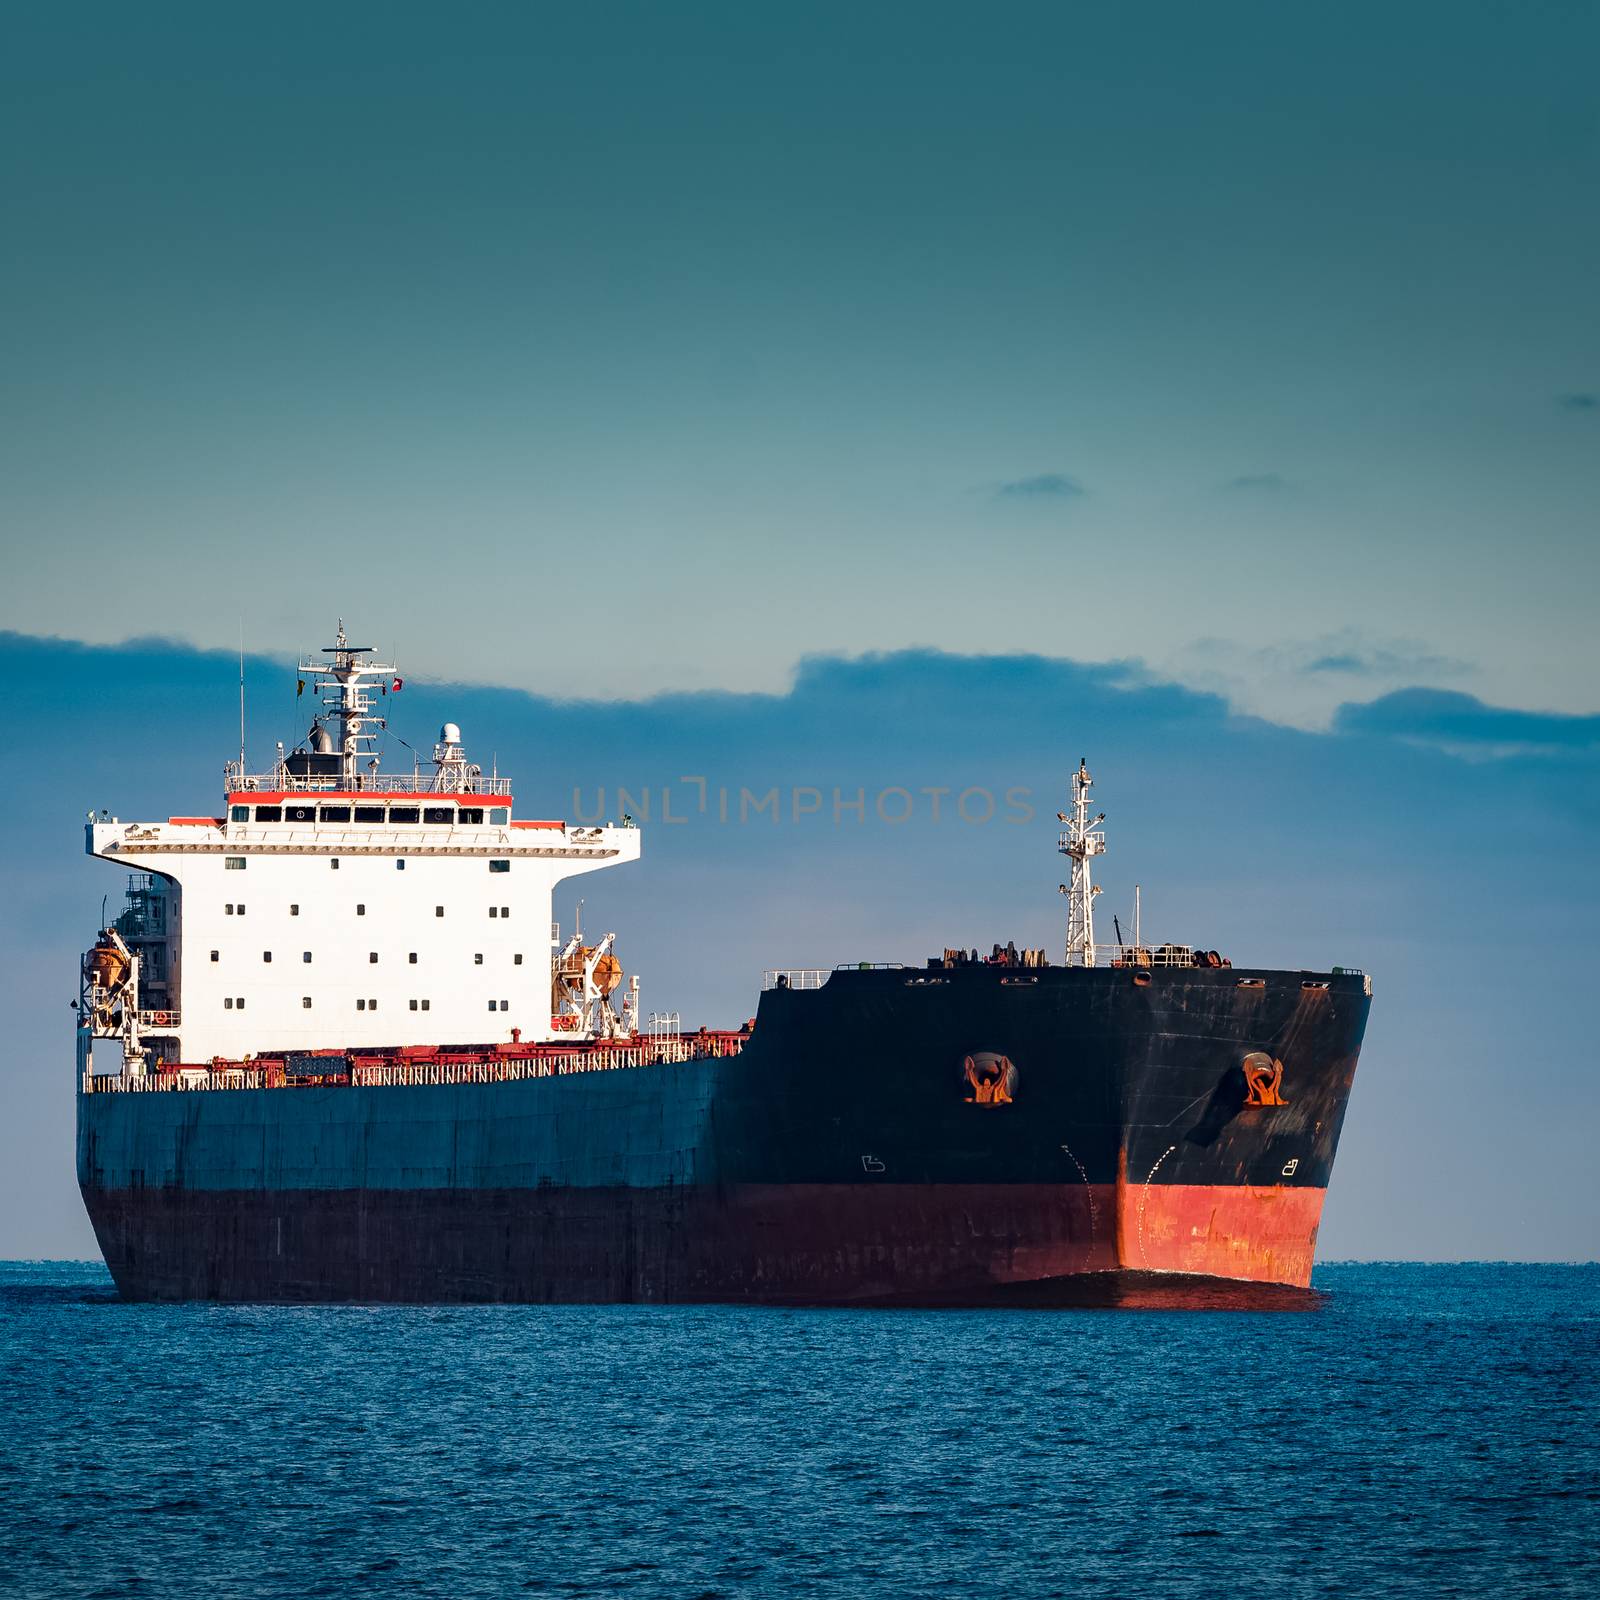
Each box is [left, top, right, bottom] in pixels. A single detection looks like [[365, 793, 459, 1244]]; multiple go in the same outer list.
[[303, 952, 312, 964], [254, 806, 281, 822], [285, 804, 315, 823], [489, 808, 508, 826], [424, 807, 452, 825], [302, 996, 312, 1008], [210, 950, 219, 962], [330, 859, 340, 871], [489, 907, 498, 918], [514, 954, 523, 965], [489, 859, 509, 874], [353, 805, 384, 824], [390, 807, 420, 824], [237, 997, 245, 1009], [230, 806, 249, 822], [369, 952, 378, 963], [421, 999, 430, 1011], [238, 904, 245, 915], [499, 1000, 508, 1012], [225, 856, 246, 871], [225, 904, 233, 915], [357, 998, 366, 1011], [396, 859, 406, 871], [290, 904, 300, 916], [487, 1000, 496, 1012], [501, 906, 509, 918], [459, 808, 483, 825], [409, 999, 418, 1011], [435, 906, 444, 918], [224, 997, 234, 1009], [408, 952, 418, 963], [357, 904, 366, 916], [319, 805, 350, 823], [474, 953, 483, 965], [263, 951, 272, 963], [368, 998, 377, 1010]]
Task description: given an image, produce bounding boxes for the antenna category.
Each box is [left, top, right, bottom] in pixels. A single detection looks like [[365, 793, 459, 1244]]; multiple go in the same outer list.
[[1134, 884, 1141, 950], [238, 623, 246, 774]]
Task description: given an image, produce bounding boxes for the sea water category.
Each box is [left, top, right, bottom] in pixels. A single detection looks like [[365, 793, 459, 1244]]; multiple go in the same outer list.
[[1, 1262, 1595, 1598]]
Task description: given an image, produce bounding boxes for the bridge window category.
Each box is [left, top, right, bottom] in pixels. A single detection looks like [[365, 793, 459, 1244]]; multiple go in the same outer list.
[[489, 808, 509, 826], [319, 805, 350, 822], [424, 807, 452, 825], [254, 806, 281, 822], [489, 859, 510, 874], [353, 805, 384, 823], [390, 807, 420, 824], [230, 806, 249, 822], [459, 808, 483, 825], [285, 804, 315, 823]]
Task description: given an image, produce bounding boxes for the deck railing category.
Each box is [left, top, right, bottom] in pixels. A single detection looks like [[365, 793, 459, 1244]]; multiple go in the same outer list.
[[81, 1033, 744, 1094]]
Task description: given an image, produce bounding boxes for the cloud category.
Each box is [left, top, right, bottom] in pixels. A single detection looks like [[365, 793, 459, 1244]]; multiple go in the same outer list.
[[1302, 646, 1469, 679], [992, 473, 1086, 501], [1153, 630, 1474, 729], [1333, 688, 1600, 759], [1222, 473, 1289, 492], [1557, 393, 1597, 411], [4, 630, 1598, 1262]]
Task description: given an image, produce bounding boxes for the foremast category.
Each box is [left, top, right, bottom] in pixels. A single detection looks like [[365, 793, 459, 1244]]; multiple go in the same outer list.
[[1058, 758, 1106, 967]]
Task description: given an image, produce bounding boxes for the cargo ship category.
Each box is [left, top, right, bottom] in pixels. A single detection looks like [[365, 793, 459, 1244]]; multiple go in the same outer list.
[[76, 627, 1371, 1305]]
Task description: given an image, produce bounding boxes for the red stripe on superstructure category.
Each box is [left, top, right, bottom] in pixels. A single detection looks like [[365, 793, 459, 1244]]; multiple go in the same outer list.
[[168, 817, 224, 826], [508, 820, 564, 830], [226, 791, 516, 806]]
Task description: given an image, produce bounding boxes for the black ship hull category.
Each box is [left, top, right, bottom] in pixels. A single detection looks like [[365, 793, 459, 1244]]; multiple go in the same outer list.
[[79, 965, 1370, 1304]]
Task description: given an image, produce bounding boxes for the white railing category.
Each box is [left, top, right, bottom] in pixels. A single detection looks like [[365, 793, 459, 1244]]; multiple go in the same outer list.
[[762, 969, 828, 991], [81, 1033, 745, 1095], [227, 770, 513, 796]]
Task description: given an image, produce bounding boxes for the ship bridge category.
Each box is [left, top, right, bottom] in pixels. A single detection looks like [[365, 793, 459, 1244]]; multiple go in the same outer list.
[[80, 626, 642, 1075]]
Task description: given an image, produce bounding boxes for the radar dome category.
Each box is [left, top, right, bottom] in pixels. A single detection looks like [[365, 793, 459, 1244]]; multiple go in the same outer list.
[[440, 722, 462, 745]]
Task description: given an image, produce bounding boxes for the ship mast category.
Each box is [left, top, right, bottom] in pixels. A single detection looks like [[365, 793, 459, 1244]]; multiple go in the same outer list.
[[299, 621, 396, 788], [1058, 758, 1106, 967]]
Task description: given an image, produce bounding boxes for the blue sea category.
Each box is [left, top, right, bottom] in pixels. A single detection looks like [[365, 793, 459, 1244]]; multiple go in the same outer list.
[[1, 1262, 1595, 1599]]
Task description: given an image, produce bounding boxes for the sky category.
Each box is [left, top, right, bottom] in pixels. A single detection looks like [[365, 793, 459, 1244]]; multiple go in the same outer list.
[[0, 4, 1596, 1260], [0, 2, 1596, 724]]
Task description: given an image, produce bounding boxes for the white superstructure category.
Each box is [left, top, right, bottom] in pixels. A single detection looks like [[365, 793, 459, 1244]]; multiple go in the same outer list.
[[80, 627, 641, 1072]]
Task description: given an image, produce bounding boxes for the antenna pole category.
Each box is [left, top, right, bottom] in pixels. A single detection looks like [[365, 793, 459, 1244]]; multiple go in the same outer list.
[[238, 624, 246, 773], [1134, 884, 1141, 950], [1057, 757, 1106, 967]]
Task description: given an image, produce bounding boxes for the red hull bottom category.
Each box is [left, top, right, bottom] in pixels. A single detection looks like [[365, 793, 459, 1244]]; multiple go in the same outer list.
[[84, 1181, 1329, 1305]]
